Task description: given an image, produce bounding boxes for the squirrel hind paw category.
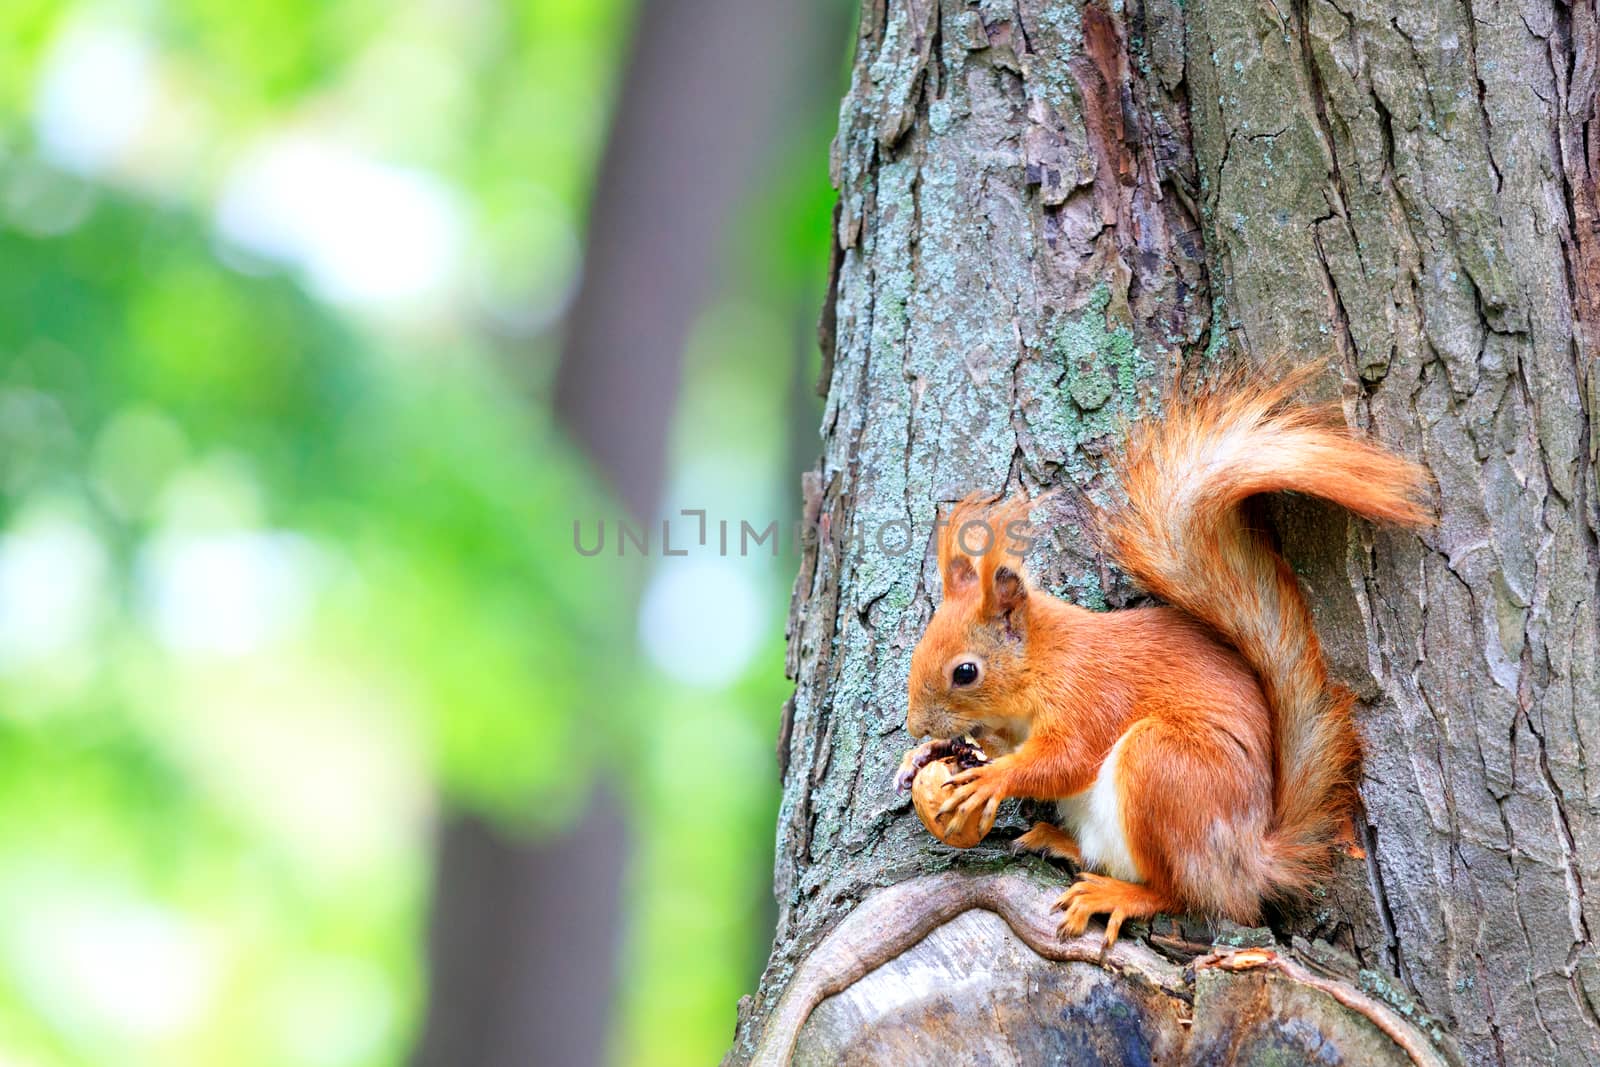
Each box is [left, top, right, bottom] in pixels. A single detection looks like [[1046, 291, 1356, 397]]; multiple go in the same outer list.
[[1052, 874, 1171, 949]]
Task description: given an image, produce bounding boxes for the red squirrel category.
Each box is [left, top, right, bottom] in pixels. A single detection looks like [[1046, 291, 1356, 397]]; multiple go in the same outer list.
[[898, 369, 1432, 948]]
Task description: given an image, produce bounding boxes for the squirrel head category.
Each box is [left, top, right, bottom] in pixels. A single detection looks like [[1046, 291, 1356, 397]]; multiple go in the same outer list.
[[906, 495, 1036, 740]]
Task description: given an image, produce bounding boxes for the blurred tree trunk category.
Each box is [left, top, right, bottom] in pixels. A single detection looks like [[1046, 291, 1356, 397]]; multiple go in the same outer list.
[[731, 2, 1599, 1065], [410, 2, 807, 1065]]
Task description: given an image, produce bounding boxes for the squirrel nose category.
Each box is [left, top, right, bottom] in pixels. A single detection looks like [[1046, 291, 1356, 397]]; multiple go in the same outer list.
[[905, 704, 936, 740], [905, 709, 926, 739]]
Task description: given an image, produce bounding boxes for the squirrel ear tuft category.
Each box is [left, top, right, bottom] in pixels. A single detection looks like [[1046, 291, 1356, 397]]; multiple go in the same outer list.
[[938, 492, 993, 597], [936, 492, 1039, 608]]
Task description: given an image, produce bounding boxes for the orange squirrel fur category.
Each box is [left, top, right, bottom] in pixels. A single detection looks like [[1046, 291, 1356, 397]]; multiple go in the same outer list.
[[905, 369, 1432, 947]]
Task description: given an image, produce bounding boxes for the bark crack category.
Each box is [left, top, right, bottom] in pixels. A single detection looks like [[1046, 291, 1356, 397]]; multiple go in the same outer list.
[[1361, 818, 1419, 997], [1457, 0, 1505, 195]]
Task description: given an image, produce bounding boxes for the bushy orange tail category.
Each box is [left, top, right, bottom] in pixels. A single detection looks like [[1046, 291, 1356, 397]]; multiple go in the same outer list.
[[1099, 367, 1432, 892]]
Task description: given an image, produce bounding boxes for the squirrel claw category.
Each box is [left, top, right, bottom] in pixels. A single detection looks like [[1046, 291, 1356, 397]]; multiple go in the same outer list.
[[1054, 880, 1113, 946], [938, 764, 985, 795], [1053, 873, 1166, 955]]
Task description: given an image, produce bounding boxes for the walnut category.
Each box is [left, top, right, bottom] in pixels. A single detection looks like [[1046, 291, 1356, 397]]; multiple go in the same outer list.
[[904, 736, 995, 849]]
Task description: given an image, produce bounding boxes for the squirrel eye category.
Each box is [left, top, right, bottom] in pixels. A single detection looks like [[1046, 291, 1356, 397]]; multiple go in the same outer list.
[[952, 661, 980, 687]]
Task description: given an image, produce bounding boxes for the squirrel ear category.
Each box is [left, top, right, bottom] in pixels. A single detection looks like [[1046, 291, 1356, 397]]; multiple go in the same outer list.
[[985, 565, 1028, 626], [944, 553, 978, 595]]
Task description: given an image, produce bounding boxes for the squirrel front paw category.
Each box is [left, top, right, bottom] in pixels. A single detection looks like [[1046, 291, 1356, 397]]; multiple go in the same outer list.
[[893, 735, 988, 794], [936, 758, 1012, 839], [893, 740, 946, 794]]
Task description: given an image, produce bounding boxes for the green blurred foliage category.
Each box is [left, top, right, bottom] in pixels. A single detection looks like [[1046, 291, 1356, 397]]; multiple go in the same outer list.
[[0, 182, 625, 1067], [0, 1, 60, 113], [0, 1, 842, 1065]]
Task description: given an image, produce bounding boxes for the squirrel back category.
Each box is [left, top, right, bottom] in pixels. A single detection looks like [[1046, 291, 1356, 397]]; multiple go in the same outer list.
[[1098, 367, 1431, 893]]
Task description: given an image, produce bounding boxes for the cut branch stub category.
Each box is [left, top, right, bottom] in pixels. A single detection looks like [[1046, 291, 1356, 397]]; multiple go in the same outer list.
[[754, 868, 1459, 1067]]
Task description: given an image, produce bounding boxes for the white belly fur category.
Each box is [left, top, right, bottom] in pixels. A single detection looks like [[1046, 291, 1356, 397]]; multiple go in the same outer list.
[[1055, 731, 1141, 883]]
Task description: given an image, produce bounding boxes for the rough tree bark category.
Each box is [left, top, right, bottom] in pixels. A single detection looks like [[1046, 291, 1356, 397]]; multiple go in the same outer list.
[[729, 2, 1599, 1065]]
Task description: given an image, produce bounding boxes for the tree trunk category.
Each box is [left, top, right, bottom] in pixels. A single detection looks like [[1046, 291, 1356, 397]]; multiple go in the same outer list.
[[731, 2, 1599, 1064], [410, 2, 805, 1064]]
